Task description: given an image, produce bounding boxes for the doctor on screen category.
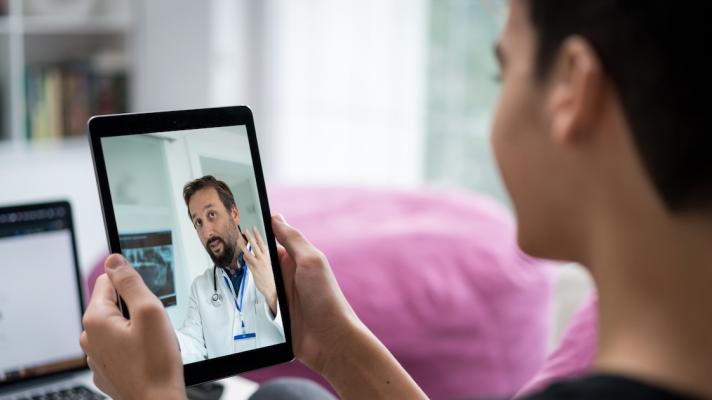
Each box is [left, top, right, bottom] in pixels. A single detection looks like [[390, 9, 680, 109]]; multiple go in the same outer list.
[[175, 175, 284, 363]]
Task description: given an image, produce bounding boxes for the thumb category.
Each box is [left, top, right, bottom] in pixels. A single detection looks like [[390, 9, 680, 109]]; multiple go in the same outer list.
[[104, 254, 158, 313], [276, 244, 295, 303]]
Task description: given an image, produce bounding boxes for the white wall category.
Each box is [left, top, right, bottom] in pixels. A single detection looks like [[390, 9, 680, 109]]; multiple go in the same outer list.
[[131, 0, 214, 112], [0, 141, 109, 282], [132, 0, 258, 115]]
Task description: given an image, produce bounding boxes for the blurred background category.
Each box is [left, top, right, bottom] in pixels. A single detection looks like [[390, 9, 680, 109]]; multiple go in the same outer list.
[[0, 0, 510, 275], [0, 1, 595, 397]]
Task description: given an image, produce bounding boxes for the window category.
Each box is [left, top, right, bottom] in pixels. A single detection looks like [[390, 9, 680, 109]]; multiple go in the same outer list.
[[425, 0, 508, 204]]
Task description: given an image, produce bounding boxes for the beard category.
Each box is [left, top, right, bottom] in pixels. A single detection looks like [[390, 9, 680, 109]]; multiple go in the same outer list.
[[206, 235, 237, 268]]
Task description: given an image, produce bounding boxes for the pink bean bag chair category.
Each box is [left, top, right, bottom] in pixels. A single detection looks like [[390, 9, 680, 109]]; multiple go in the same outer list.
[[88, 186, 557, 399]]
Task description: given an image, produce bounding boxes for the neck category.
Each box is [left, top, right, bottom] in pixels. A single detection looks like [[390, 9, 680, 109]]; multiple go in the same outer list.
[[588, 202, 712, 397], [226, 233, 248, 275], [225, 261, 238, 275]]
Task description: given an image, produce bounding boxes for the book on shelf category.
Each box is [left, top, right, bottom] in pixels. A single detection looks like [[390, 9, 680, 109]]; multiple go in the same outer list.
[[24, 62, 127, 140]]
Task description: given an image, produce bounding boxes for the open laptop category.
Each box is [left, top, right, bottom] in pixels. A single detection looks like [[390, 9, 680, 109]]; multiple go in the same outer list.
[[0, 201, 105, 400]]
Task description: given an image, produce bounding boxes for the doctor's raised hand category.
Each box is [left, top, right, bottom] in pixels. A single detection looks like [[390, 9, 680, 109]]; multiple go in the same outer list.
[[240, 226, 278, 315], [79, 254, 184, 400]]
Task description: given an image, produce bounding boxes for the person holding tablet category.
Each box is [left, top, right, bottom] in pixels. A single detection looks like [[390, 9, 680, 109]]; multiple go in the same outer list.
[[176, 175, 284, 363], [80, 0, 711, 399]]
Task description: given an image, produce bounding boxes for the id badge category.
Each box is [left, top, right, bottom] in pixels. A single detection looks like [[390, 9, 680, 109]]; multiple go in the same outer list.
[[234, 332, 256, 340]]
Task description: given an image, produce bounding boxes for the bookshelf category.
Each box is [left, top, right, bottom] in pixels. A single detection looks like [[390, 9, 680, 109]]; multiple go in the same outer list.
[[0, 0, 134, 143]]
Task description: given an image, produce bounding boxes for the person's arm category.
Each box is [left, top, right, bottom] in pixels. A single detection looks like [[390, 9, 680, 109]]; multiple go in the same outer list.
[[322, 320, 426, 399], [271, 215, 428, 400]]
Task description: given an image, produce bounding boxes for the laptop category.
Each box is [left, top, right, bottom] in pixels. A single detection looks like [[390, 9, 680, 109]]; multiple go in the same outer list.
[[0, 201, 105, 400]]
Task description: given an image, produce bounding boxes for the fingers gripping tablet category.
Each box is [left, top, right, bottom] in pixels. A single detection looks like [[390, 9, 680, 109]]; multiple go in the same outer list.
[[88, 106, 293, 385]]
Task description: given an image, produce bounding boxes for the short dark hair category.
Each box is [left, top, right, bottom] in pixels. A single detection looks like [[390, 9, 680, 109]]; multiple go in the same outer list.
[[183, 175, 237, 216], [523, 0, 709, 211]]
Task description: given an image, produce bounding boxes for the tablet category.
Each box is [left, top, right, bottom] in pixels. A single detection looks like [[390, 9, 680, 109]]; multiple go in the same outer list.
[[88, 106, 293, 385]]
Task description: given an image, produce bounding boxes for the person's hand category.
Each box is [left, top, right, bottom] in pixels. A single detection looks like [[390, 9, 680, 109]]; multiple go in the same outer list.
[[240, 226, 278, 314], [270, 214, 364, 374], [273, 215, 426, 399], [79, 254, 185, 400]]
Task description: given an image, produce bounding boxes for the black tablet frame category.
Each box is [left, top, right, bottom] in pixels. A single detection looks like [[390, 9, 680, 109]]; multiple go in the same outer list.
[[88, 106, 294, 386]]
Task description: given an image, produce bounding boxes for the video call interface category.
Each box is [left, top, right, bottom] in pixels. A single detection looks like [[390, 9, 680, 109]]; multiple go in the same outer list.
[[100, 125, 286, 364]]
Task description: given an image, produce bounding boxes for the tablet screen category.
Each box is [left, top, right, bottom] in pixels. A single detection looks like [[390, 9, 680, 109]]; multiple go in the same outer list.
[[99, 124, 287, 365]]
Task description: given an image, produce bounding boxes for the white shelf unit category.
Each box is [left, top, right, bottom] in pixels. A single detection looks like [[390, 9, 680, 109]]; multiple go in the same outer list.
[[0, 0, 135, 143]]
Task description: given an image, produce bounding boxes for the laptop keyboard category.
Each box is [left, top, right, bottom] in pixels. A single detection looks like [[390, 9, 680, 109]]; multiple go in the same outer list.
[[13, 385, 105, 400]]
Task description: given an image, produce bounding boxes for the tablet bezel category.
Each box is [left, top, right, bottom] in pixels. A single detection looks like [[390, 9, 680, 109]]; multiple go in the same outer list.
[[88, 106, 294, 386]]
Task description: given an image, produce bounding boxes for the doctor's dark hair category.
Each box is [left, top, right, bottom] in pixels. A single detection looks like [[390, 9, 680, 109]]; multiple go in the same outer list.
[[523, 0, 709, 211], [183, 175, 237, 215]]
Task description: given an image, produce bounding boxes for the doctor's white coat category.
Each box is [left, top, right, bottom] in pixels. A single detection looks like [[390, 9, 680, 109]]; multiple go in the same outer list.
[[175, 266, 285, 363]]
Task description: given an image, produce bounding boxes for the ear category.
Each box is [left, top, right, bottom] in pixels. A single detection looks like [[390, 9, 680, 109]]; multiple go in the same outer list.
[[547, 36, 606, 145], [231, 206, 240, 224]]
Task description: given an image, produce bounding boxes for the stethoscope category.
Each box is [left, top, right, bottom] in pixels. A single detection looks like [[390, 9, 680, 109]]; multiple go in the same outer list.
[[211, 263, 247, 305], [210, 266, 225, 306], [210, 227, 249, 307]]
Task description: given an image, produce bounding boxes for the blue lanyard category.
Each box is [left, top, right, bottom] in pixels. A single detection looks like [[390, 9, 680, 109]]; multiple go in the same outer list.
[[223, 269, 247, 313]]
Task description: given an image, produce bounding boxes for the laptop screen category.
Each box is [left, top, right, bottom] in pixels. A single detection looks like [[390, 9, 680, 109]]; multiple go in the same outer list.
[[0, 202, 86, 386]]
